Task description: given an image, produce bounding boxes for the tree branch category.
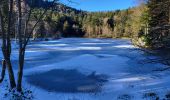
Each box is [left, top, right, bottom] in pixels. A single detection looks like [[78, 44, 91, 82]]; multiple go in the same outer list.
[[23, 0, 58, 48]]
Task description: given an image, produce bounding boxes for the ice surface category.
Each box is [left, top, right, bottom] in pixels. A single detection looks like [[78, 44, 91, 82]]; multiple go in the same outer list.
[[0, 38, 169, 100]]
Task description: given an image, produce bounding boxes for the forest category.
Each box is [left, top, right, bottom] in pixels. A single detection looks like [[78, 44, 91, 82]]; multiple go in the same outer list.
[[28, 0, 170, 48], [1, 0, 169, 48], [0, 0, 170, 100]]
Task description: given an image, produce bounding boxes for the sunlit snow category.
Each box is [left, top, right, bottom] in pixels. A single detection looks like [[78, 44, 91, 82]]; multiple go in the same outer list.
[[0, 38, 169, 100]]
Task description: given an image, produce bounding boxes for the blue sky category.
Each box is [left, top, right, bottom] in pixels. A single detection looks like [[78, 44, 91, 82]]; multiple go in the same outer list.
[[59, 0, 136, 12]]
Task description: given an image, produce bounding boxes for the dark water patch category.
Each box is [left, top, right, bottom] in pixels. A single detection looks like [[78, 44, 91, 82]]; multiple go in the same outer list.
[[26, 69, 108, 93]]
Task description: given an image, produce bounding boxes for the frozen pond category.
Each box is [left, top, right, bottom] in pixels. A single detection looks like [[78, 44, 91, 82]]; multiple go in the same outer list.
[[1, 38, 170, 100]]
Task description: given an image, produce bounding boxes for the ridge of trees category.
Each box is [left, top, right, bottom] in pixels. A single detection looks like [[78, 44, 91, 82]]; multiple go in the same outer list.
[[29, 2, 149, 39], [1, 0, 170, 47], [37, 0, 169, 49]]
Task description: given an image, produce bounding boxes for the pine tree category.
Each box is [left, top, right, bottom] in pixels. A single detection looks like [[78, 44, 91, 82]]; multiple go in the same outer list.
[[148, 0, 170, 48]]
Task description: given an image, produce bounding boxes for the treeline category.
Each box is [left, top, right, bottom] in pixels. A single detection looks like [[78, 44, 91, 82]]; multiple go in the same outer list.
[[32, 3, 149, 39], [81, 5, 148, 38], [1, 0, 170, 48]]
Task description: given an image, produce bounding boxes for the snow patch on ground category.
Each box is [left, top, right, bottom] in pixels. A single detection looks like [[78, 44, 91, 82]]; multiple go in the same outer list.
[[113, 44, 137, 49]]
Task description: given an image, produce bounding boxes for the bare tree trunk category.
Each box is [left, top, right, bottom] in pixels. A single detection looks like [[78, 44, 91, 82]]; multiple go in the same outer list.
[[17, 48, 25, 91], [0, 6, 7, 83], [169, 1, 170, 24], [16, 0, 24, 92], [16, 0, 57, 92], [0, 0, 16, 88], [5, 59, 16, 88], [0, 60, 6, 83], [6, 0, 16, 88]]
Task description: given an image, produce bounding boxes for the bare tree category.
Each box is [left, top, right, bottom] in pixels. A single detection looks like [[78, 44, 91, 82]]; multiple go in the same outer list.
[[0, 0, 16, 88], [0, 6, 6, 83], [0, 0, 57, 92], [16, 0, 58, 92]]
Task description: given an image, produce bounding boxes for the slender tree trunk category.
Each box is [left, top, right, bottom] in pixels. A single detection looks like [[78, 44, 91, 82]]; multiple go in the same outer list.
[[0, 60, 6, 83], [0, 7, 7, 83], [6, 0, 16, 88], [169, 1, 170, 24], [16, 0, 24, 92], [0, 0, 16, 88], [6, 59, 16, 88], [17, 48, 25, 92]]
